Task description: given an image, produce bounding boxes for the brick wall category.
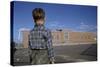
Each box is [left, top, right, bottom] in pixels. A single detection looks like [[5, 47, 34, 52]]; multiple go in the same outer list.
[[21, 29, 96, 48]]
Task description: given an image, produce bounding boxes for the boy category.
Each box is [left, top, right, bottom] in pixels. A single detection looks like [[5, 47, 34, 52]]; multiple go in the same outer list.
[[28, 8, 55, 65]]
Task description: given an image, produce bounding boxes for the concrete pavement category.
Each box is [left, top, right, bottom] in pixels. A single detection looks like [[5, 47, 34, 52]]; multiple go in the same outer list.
[[13, 43, 97, 66]]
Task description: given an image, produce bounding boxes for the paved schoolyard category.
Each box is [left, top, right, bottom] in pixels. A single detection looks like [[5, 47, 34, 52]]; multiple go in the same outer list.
[[13, 44, 97, 66]]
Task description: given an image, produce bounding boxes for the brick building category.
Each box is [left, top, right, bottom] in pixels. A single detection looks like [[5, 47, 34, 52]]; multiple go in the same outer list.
[[19, 28, 97, 48]]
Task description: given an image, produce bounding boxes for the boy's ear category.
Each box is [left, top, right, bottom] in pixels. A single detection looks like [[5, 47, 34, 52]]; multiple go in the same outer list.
[[44, 17, 45, 21], [44, 18, 46, 22]]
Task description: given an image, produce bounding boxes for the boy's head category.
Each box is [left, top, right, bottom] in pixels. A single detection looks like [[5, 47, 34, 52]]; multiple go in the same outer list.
[[32, 8, 45, 25]]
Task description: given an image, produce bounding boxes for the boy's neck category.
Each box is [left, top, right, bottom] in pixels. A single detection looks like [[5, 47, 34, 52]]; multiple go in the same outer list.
[[35, 24, 44, 26], [34, 24, 45, 30]]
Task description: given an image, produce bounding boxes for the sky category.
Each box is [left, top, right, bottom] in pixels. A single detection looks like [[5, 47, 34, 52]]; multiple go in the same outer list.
[[12, 1, 97, 42]]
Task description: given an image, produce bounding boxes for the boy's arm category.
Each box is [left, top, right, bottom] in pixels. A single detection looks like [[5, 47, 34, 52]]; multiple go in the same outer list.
[[28, 34, 31, 49], [28, 34, 32, 54], [46, 30, 55, 63]]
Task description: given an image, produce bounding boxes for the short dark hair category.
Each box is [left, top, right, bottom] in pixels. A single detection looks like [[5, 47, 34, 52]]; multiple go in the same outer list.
[[32, 8, 45, 22]]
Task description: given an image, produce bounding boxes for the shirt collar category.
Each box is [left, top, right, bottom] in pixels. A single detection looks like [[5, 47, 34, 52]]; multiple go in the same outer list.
[[34, 24, 45, 30]]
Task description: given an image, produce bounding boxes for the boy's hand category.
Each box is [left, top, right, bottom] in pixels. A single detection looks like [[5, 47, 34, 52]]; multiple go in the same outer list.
[[50, 57, 55, 64], [50, 61, 54, 64]]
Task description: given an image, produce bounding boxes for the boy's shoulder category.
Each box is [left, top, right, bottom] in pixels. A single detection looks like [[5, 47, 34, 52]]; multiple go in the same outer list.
[[29, 28, 51, 33], [43, 28, 52, 34], [45, 28, 51, 32]]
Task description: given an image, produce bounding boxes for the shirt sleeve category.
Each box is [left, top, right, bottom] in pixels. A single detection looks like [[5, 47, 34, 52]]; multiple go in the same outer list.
[[28, 34, 30, 48], [46, 30, 55, 61], [28, 33, 32, 49]]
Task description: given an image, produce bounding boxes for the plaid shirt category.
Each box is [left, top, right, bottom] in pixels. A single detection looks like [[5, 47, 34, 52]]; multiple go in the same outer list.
[[28, 24, 54, 61]]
